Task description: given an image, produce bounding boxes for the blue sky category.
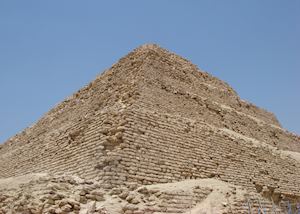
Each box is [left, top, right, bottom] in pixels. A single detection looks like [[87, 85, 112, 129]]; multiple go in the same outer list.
[[0, 1, 299, 143]]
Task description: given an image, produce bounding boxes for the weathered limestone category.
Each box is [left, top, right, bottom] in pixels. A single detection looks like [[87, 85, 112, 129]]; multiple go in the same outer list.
[[0, 44, 299, 213]]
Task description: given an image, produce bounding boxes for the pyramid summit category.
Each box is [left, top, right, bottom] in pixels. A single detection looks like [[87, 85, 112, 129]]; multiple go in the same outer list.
[[0, 44, 299, 213]]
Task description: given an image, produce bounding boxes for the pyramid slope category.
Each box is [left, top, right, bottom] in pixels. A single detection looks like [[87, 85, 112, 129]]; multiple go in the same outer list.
[[0, 44, 300, 212]]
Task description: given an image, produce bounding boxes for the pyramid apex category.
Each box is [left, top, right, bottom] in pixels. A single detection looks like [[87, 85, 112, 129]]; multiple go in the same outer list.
[[133, 43, 167, 54]]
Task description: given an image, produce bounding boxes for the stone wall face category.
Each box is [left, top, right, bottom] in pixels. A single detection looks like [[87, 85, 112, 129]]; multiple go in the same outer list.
[[137, 82, 300, 153], [0, 111, 108, 179], [0, 48, 142, 178], [99, 105, 300, 201], [138, 47, 281, 128], [0, 70, 138, 179]]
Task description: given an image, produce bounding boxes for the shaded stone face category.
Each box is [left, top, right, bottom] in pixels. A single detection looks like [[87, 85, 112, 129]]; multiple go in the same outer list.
[[0, 44, 299, 213]]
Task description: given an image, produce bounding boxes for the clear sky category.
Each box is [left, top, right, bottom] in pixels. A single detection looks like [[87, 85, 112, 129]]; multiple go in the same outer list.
[[0, 1, 299, 143]]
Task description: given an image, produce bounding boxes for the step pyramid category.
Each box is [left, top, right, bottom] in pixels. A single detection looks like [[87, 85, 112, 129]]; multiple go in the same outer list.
[[0, 44, 299, 213]]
